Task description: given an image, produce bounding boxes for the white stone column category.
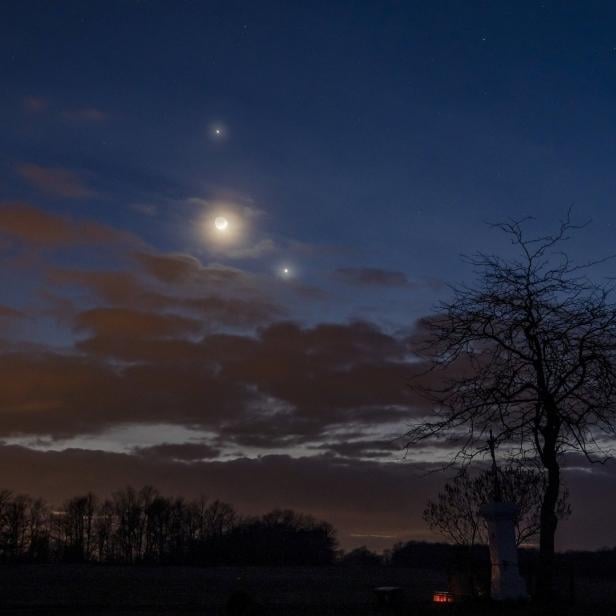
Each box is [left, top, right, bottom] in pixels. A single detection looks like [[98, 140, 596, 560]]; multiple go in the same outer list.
[[479, 502, 528, 601]]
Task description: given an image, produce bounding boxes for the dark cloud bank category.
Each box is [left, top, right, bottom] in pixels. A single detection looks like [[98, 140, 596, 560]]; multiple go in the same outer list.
[[0, 203, 613, 551]]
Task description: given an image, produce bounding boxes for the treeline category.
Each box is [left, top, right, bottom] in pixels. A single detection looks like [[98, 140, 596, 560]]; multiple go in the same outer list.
[[0, 487, 336, 565], [2, 486, 611, 575], [344, 542, 616, 582]]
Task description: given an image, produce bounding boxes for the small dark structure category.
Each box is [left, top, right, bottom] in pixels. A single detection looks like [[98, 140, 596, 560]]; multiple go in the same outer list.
[[374, 585, 403, 608]]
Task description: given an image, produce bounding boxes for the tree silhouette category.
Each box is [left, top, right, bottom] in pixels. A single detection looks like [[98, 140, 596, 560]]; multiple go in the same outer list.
[[424, 464, 571, 547], [406, 213, 616, 597], [0, 487, 337, 567]]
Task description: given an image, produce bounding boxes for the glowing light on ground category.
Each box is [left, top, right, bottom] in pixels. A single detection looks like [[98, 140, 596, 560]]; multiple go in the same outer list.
[[432, 591, 455, 603]]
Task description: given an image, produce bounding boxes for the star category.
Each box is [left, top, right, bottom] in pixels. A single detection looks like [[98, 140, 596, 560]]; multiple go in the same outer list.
[[210, 123, 226, 140]]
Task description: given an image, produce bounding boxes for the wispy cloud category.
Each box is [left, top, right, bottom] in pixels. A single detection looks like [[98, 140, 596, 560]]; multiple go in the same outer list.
[[23, 96, 48, 113], [0, 202, 137, 247], [334, 267, 411, 288], [16, 164, 96, 199], [63, 107, 108, 123]]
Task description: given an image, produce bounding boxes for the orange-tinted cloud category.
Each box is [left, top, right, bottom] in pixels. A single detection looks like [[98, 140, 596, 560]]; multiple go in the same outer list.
[[63, 107, 108, 122], [0, 445, 604, 552], [0, 205, 431, 468], [0, 202, 137, 247], [0, 305, 23, 319], [23, 96, 49, 113], [16, 164, 95, 199], [0, 316, 432, 447], [74, 308, 203, 339], [135, 252, 246, 286], [51, 267, 281, 327], [0, 445, 438, 551], [334, 267, 411, 287]]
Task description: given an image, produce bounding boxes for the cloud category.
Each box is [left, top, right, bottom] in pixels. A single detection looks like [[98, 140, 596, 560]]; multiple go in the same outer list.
[[0, 305, 23, 319], [16, 164, 95, 199], [313, 438, 402, 459], [135, 252, 247, 287], [0, 445, 607, 551], [212, 321, 420, 419], [333, 268, 446, 292], [334, 267, 411, 288], [0, 347, 253, 437], [63, 107, 108, 123], [51, 267, 281, 327], [223, 238, 277, 259], [134, 442, 220, 461], [0, 312, 438, 453], [0, 204, 447, 463], [0, 445, 439, 550], [23, 96, 48, 113], [21, 98, 108, 123], [74, 308, 203, 339], [0, 305, 24, 335], [0, 203, 137, 247], [130, 203, 159, 217]]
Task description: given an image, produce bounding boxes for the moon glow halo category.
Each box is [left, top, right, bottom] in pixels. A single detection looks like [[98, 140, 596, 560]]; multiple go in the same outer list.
[[214, 216, 229, 231]]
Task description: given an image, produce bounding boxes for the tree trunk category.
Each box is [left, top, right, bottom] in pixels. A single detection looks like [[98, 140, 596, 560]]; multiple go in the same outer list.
[[536, 448, 560, 600]]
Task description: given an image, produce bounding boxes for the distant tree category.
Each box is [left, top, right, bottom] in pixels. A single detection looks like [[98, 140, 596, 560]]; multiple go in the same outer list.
[[143, 490, 171, 562], [61, 493, 97, 561], [339, 546, 382, 567], [0, 486, 336, 567], [112, 487, 145, 563], [423, 465, 571, 547], [4, 494, 30, 560], [406, 214, 616, 597], [94, 498, 115, 562], [224, 509, 337, 566], [27, 497, 50, 561], [167, 497, 189, 563], [389, 540, 458, 569]]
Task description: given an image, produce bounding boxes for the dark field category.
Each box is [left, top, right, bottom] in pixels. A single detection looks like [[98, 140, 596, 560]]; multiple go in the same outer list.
[[0, 565, 442, 615], [0, 565, 616, 616]]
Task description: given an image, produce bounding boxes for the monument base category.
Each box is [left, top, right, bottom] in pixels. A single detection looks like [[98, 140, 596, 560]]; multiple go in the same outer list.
[[479, 502, 528, 601]]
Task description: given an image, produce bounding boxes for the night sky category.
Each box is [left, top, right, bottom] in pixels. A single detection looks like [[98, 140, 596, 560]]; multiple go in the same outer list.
[[2, 1, 616, 551]]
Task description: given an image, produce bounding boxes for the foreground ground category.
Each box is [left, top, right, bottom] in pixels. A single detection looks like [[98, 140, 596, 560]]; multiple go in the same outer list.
[[0, 564, 614, 615]]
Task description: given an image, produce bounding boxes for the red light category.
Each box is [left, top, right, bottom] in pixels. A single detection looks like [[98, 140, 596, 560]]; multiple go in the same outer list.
[[432, 591, 454, 603]]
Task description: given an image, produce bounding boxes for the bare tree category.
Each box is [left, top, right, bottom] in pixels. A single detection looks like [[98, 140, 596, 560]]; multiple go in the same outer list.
[[94, 498, 115, 562], [406, 214, 616, 596], [424, 464, 571, 547], [62, 493, 97, 561], [0, 486, 337, 566], [112, 487, 144, 563]]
